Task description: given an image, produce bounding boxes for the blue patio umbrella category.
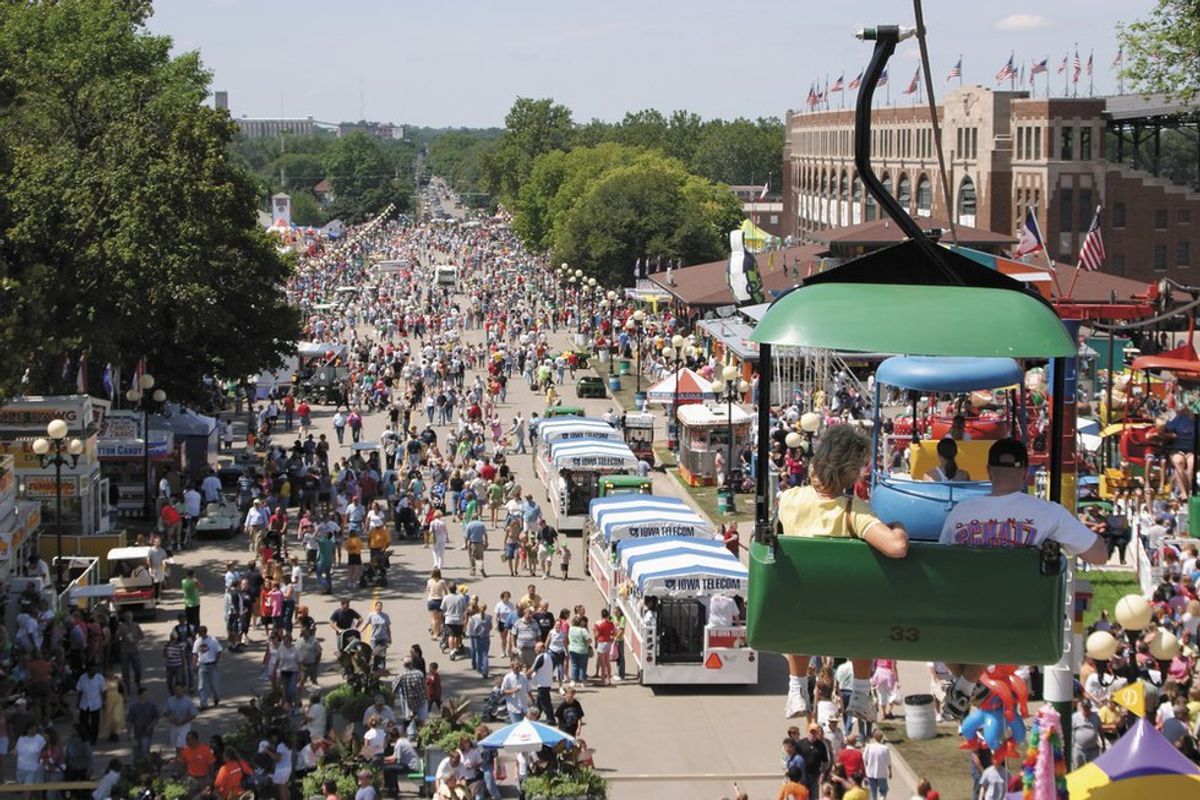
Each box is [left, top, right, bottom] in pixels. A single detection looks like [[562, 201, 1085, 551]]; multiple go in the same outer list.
[[478, 719, 575, 753]]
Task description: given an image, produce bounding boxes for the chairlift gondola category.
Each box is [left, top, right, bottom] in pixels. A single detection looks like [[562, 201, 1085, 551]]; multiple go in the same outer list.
[[745, 25, 1076, 665]]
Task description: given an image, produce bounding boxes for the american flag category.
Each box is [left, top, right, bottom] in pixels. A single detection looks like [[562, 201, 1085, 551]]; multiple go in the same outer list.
[[1072, 49, 1082, 83], [1078, 207, 1106, 271], [1057, 53, 1068, 73], [878, 68, 888, 87], [1031, 57, 1048, 77], [830, 73, 844, 92], [996, 54, 1016, 83], [903, 67, 920, 95], [806, 84, 817, 108], [1087, 51, 1093, 76], [848, 71, 863, 90], [946, 57, 961, 83], [1112, 46, 1123, 66]]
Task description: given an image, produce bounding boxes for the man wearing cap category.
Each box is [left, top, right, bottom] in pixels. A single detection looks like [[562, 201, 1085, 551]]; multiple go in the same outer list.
[[795, 723, 829, 800], [938, 438, 1109, 718], [244, 498, 269, 554]]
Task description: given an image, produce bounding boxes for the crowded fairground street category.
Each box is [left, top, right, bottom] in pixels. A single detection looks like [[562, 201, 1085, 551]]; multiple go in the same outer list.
[[3, 2, 1200, 800]]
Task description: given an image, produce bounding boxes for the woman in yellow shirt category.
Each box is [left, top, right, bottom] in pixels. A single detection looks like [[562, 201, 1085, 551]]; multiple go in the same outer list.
[[344, 530, 365, 587], [776, 425, 909, 723]]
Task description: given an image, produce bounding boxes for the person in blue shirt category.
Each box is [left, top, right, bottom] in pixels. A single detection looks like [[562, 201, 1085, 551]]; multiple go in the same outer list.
[[1164, 406, 1195, 496]]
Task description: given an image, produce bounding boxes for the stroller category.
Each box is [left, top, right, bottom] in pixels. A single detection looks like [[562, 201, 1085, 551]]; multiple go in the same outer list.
[[481, 684, 509, 723], [337, 628, 386, 692], [395, 505, 420, 541], [360, 549, 391, 588]]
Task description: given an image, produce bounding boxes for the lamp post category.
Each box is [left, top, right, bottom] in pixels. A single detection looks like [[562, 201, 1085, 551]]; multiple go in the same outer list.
[[32, 419, 84, 590], [628, 309, 646, 394], [665, 333, 686, 452], [710, 365, 749, 513], [127, 373, 166, 520], [605, 290, 619, 375]]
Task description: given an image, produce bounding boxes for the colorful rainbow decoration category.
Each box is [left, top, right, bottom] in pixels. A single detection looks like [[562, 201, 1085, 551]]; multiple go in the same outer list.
[[1022, 705, 1068, 800]]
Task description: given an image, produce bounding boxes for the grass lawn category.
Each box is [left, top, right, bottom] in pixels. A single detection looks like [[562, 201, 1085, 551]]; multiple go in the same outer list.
[[1082, 569, 1142, 628], [879, 719, 977, 800], [655, 446, 757, 523]]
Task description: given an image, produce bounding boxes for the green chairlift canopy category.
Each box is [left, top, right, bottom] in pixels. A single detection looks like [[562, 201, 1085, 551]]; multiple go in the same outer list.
[[750, 239, 1075, 358]]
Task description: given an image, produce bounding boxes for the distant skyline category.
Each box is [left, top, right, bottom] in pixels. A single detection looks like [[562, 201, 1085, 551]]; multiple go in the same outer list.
[[148, 0, 1155, 128]]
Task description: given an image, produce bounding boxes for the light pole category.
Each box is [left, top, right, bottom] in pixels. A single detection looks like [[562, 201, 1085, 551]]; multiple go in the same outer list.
[[710, 365, 750, 513], [627, 309, 646, 394], [664, 333, 686, 452], [127, 373, 166, 520], [605, 290, 619, 375], [32, 419, 84, 590], [574, 270, 584, 335]]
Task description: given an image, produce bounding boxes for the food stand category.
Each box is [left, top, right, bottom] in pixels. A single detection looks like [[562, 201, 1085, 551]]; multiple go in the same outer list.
[[676, 404, 753, 487]]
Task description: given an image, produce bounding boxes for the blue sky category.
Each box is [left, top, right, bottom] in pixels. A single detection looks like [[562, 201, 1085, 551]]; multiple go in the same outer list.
[[148, 0, 1157, 127]]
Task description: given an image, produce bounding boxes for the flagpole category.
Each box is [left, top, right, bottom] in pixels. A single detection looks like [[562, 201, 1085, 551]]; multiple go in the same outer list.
[[958, 54, 963, 87], [1063, 52, 1069, 96], [1065, 204, 1103, 298], [1089, 49, 1094, 97], [1073, 43, 1078, 98]]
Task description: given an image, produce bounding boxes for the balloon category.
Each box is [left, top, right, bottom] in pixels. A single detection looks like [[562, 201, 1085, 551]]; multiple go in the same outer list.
[[1115, 594, 1153, 630], [1087, 630, 1120, 661], [1149, 628, 1181, 660]]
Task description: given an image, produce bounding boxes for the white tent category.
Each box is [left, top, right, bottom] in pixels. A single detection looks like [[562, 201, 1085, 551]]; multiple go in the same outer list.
[[645, 368, 715, 404]]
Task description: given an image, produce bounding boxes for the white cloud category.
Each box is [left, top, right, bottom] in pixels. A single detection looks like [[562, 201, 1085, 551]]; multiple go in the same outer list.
[[995, 14, 1054, 32]]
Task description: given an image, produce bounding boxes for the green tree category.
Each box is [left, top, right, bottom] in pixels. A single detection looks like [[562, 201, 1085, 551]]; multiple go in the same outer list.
[[691, 117, 785, 190], [0, 0, 299, 403], [479, 97, 574, 205], [1119, 1, 1200, 102], [324, 132, 409, 223], [289, 191, 326, 226], [551, 154, 741, 286]]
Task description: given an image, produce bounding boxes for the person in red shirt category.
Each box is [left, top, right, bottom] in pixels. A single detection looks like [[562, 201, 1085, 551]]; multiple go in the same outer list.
[[178, 730, 216, 787], [282, 393, 296, 431], [297, 399, 311, 431], [836, 734, 865, 782], [160, 504, 183, 552], [593, 609, 617, 686]]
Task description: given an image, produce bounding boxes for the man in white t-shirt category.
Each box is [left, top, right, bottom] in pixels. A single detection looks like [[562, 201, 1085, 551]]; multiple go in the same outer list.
[[937, 438, 1107, 719], [500, 659, 531, 722]]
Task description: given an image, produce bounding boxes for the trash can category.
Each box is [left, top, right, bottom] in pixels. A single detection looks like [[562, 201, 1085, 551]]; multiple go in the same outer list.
[[618, 358, 631, 375], [904, 694, 937, 740], [716, 492, 729, 515], [608, 375, 621, 393], [633, 391, 647, 410]]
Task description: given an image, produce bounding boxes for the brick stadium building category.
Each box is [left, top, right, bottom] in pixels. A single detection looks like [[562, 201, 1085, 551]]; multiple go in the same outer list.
[[781, 86, 1200, 282]]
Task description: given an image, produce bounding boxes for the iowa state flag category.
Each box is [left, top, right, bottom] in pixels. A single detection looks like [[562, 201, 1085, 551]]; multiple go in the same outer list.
[[1013, 206, 1045, 258]]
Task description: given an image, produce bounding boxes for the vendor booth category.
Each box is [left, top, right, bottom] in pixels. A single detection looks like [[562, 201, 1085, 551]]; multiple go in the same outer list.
[[0, 395, 112, 537], [676, 403, 754, 487], [97, 409, 175, 520], [614, 536, 755, 685], [586, 495, 714, 600]]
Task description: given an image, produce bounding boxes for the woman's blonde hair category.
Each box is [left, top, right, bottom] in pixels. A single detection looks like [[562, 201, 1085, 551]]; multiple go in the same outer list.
[[811, 424, 871, 494]]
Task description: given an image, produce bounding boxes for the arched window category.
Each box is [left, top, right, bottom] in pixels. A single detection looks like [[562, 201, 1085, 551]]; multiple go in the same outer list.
[[852, 175, 862, 204], [881, 173, 892, 198], [916, 175, 933, 217], [957, 176, 977, 226], [819, 168, 827, 196], [839, 172, 849, 200], [897, 173, 912, 210], [865, 192, 877, 222], [828, 171, 837, 197]]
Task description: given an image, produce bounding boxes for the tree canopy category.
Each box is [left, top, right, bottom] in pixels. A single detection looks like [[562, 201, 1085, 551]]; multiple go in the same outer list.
[[0, 0, 300, 403], [1119, 0, 1200, 102]]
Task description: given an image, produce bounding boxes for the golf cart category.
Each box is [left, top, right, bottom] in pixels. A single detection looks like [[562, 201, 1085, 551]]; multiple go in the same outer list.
[[194, 499, 241, 539]]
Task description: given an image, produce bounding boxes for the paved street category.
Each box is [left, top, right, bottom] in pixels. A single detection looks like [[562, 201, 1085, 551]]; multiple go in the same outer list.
[[110, 266, 914, 799]]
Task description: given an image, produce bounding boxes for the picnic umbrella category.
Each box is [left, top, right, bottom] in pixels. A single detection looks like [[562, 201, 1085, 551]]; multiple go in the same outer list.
[[478, 719, 575, 753]]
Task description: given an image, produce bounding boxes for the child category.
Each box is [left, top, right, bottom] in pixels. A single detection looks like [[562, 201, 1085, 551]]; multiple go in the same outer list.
[[302, 524, 318, 574], [426, 662, 442, 712], [559, 542, 572, 580]]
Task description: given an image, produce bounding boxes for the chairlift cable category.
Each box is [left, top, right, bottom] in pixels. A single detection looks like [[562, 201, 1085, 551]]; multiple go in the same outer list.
[[912, 0, 958, 247]]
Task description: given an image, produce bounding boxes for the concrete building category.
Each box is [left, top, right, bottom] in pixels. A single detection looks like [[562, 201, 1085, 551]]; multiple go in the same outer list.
[[782, 86, 1200, 282], [214, 90, 229, 111], [235, 116, 339, 139]]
